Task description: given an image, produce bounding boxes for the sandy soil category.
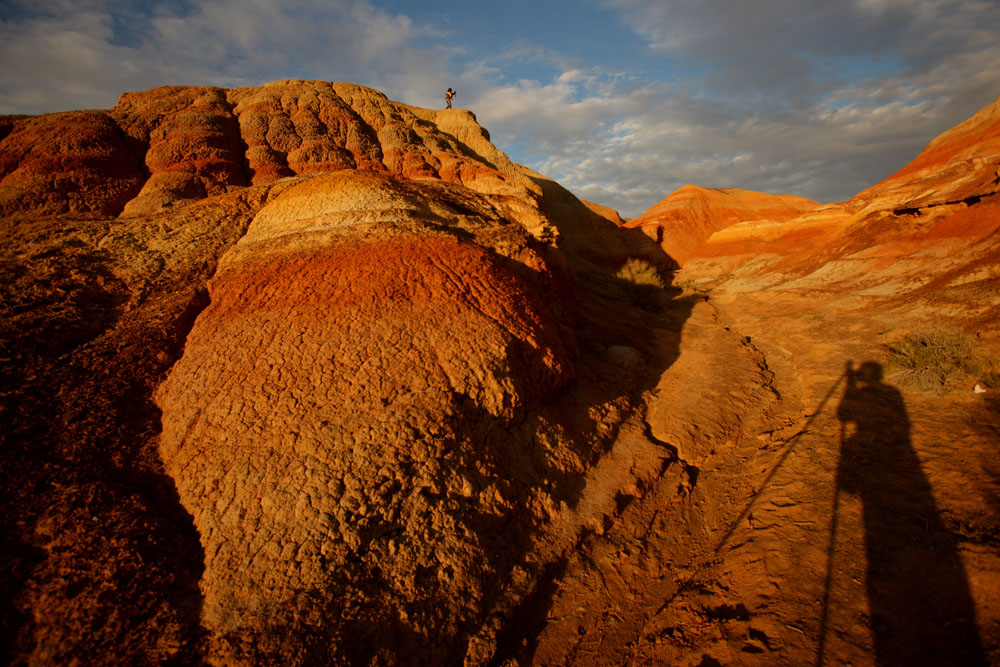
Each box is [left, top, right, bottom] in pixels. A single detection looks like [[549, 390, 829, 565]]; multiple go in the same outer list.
[[511, 286, 1000, 667]]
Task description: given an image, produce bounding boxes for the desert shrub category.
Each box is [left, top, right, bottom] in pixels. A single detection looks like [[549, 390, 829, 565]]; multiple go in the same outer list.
[[616, 257, 666, 288], [615, 257, 666, 310], [885, 330, 999, 392]]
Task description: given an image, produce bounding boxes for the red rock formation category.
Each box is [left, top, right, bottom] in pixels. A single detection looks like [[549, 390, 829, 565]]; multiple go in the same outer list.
[[625, 185, 818, 266], [0, 111, 144, 216], [1, 80, 660, 665], [0, 81, 554, 239], [154, 172, 577, 661], [848, 95, 1000, 215], [111, 86, 248, 215], [0, 77, 672, 663], [678, 95, 1000, 311]]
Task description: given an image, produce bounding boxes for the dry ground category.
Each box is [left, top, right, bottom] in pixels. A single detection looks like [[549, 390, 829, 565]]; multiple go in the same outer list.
[[2, 202, 997, 666], [514, 286, 1000, 667]]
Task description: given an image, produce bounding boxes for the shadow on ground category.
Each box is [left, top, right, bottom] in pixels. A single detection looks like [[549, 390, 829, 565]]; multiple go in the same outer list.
[[824, 360, 986, 666]]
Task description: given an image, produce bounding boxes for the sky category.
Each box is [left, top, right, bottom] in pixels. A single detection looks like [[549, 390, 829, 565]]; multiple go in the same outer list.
[[1, 0, 999, 217]]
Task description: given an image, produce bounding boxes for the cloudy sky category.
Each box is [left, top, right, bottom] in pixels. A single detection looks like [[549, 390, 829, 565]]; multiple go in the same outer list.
[[2, 0, 998, 217]]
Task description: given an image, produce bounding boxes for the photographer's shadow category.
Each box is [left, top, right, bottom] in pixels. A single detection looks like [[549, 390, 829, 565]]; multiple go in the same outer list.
[[835, 361, 986, 666]]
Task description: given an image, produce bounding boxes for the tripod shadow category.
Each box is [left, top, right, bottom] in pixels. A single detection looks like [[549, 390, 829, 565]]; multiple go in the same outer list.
[[834, 361, 986, 666]]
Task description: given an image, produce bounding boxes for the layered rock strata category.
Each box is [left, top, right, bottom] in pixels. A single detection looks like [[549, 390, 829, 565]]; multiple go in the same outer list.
[[674, 95, 1000, 315], [1, 80, 554, 239], [3, 80, 637, 665], [154, 170, 583, 662]]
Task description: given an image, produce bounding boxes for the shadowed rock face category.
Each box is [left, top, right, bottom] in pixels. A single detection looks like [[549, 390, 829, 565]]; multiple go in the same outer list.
[[0, 111, 145, 216], [153, 171, 578, 660]]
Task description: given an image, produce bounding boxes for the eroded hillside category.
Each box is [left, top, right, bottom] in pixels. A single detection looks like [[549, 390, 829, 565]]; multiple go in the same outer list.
[[1, 82, 998, 667], [550, 95, 1000, 667], [0, 80, 684, 664]]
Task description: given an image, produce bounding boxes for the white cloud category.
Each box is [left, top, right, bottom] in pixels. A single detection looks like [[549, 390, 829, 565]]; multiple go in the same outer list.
[[489, 0, 1000, 215], [0, 0, 438, 113]]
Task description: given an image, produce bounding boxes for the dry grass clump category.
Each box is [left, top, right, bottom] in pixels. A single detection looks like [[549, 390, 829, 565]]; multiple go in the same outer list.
[[616, 257, 666, 288], [886, 330, 999, 393], [616, 258, 666, 310]]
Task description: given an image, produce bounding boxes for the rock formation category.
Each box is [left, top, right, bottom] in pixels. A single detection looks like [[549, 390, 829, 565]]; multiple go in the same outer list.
[[625, 185, 817, 266], [582, 199, 625, 227], [154, 169, 580, 662], [847, 94, 1000, 216], [2, 81, 553, 239], [669, 95, 1000, 325], [0, 80, 667, 665], [0, 111, 145, 217], [2, 80, 998, 667]]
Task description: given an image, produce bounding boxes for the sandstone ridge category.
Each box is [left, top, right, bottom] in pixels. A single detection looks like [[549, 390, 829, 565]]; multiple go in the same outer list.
[[1, 80, 553, 239], [625, 185, 818, 266], [644, 95, 1000, 327], [1, 80, 675, 665]]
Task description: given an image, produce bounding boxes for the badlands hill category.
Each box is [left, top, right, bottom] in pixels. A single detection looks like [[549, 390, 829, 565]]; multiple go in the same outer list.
[[643, 95, 1000, 315], [1, 81, 999, 667], [0, 80, 677, 665], [625, 185, 818, 266]]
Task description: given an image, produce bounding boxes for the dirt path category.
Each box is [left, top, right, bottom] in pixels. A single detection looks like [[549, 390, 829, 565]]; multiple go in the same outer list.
[[515, 291, 1000, 666]]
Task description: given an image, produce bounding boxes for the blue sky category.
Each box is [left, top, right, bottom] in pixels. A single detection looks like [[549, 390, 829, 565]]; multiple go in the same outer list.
[[2, 0, 999, 217]]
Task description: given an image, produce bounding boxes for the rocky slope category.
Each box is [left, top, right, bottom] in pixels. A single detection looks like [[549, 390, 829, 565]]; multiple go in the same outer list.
[[596, 94, 1000, 666], [0, 80, 678, 665], [2, 80, 998, 667]]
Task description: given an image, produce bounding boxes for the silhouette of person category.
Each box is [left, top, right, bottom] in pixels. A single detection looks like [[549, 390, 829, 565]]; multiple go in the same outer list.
[[835, 361, 985, 666]]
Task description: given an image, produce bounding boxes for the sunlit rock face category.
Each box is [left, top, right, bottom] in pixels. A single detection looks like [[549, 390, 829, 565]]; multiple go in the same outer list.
[[846, 94, 1000, 216], [675, 95, 1000, 302], [2, 80, 555, 238], [153, 169, 579, 662], [625, 185, 817, 267]]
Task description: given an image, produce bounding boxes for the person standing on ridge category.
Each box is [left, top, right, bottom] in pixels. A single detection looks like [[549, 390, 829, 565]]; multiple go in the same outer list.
[[445, 88, 456, 109]]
